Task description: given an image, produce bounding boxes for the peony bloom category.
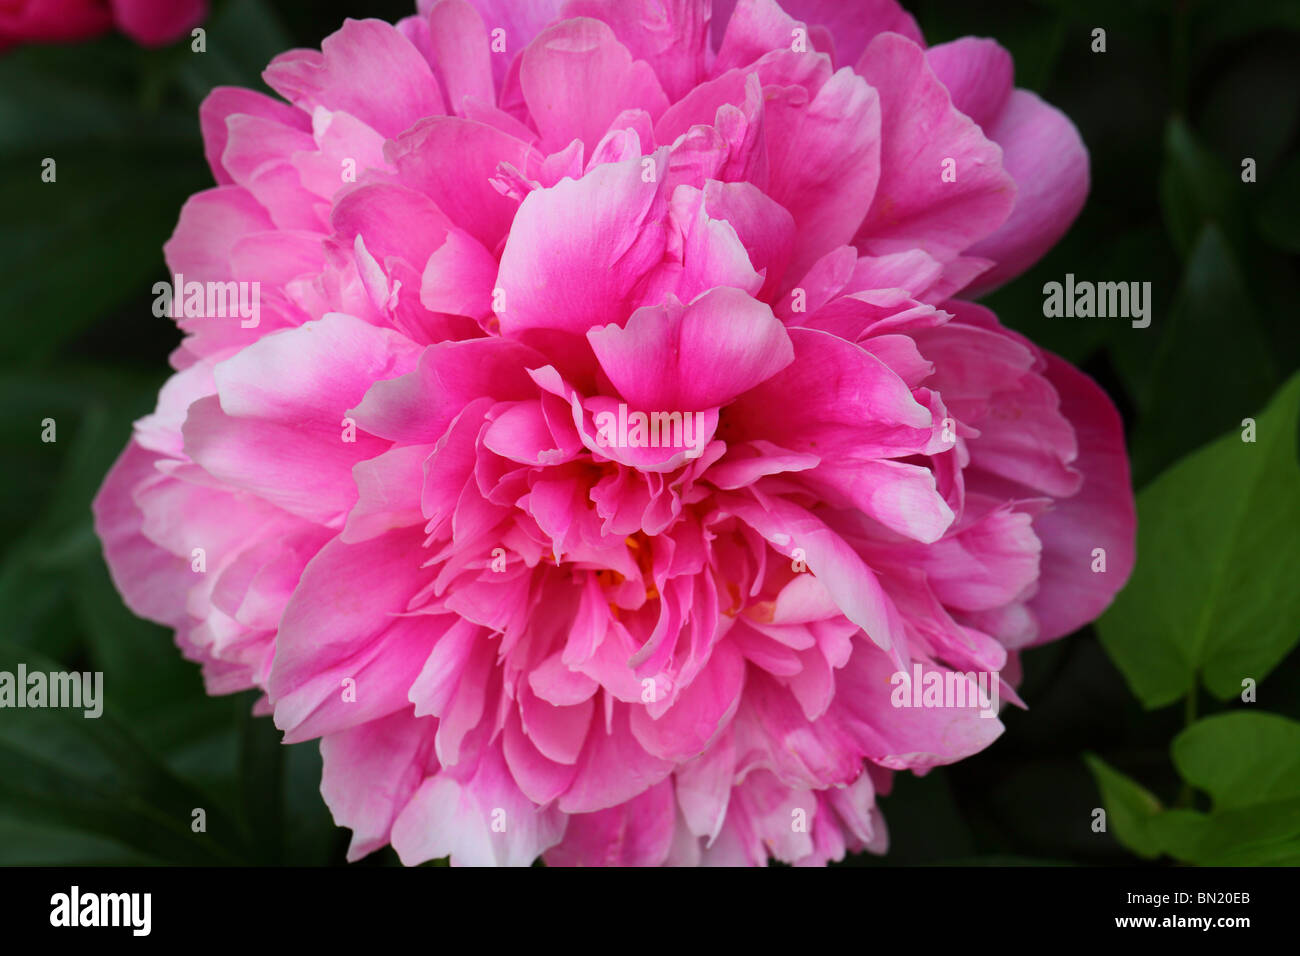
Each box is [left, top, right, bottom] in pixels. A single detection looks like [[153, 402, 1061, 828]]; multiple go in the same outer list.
[[95, 0, 1135, 866], [0, 0, 205, 50]]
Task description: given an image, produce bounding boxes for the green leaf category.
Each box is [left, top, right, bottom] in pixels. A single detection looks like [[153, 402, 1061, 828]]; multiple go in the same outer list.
[[1172, 711, 1300, 810], [1159, 117, 1249, 259], [1152, 713, 1300, 864], [1083, 754, 1166, 859], [1097, 371, 1300, 709], [1129, 225, 1277, 483], [1146, 802, 1300, 865], [0, 642, 254, 865], [1088, 714, 1300, 865]]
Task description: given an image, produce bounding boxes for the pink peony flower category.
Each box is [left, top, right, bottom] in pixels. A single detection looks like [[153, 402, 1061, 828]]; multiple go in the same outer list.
[[0, 0, 206, 50], [94, 0, 1136, 866]]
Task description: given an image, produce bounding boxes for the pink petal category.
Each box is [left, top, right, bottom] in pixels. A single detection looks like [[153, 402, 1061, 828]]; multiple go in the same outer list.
[[727, 327, 933, 462], [199, 87, 309, 187], [164, 186, 275, 283], [427, 0, 495, 114], [1026, 354, 1136, 641], [834, 649, 1004, 771], [629, 641, 745, 760], [964, 90, 1089, 294], [264, 19, 445, 141], [854, 33, 1015, 261], [342, 444, 433, 543], [776, 0, 922, 67], [220, 113, 324, 231], [587, 286, 793, 411], [463, 0, 566, 89], [924, 37, 1013, 131], [268, 523, 440, 741], [520, 17, 669, 153], [385, 116, 535, 251], [320, 708, 433, 861], [561, 0, 710, 101], [764, 65, 883, 282], [92, 442, 193, 629], [546, 778, 676, 865], [183, 314, 421, 524], [496, 153, 668, 338], [558, 704, 674, 813], [391, 745, 567, 866]]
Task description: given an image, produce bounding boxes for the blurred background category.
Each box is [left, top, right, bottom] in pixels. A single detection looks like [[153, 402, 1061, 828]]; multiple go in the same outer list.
[[0, 0, 1297, 866]]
